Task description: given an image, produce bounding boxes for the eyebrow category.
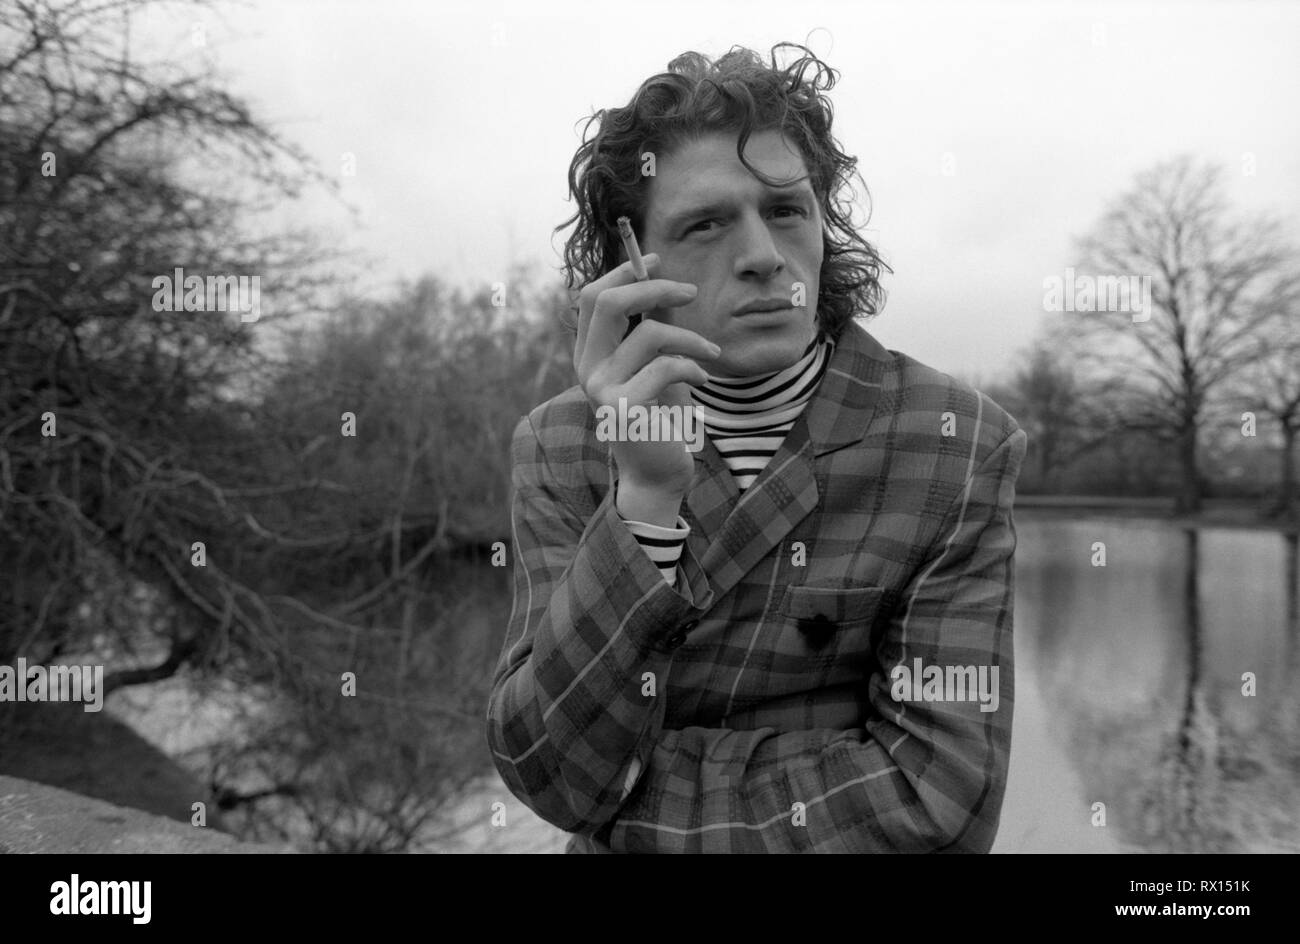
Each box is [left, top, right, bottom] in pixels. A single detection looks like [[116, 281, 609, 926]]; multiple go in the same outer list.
[[661, 183, 815, 234]]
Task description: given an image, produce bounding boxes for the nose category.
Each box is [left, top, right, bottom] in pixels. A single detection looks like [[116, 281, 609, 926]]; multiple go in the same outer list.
[[731, 211, 786, 281]]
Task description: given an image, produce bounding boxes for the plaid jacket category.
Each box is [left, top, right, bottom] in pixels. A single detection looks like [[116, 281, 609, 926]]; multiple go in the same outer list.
[[486, 320, 1026, 853]]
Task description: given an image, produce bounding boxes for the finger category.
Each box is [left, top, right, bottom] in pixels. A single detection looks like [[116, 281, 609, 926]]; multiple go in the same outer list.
[[574, 252, 661, 375], [601, 320, 720, 387], [579, 279, 699, 381], [658, 380, 703, 452], [618, 354, 711, 405], [658, 379, 696, 412]]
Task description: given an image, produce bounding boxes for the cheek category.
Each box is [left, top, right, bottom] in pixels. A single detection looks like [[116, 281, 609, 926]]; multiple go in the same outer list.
[[670, 249, 715, 282], [653, 292, 705, 330], [665, 259, 723, 309], [798, 227, 824, 266]]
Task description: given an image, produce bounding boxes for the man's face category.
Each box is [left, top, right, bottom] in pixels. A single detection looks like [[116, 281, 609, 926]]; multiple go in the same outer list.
[[640, 129, 824, 378]]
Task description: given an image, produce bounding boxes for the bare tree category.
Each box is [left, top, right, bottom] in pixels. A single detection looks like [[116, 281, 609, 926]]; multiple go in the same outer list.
[[0, 0, 592, 852], [1231, 274, 1300, 519], [1064, 155, 1293, 512], [0, 0, 479, 849], [987, 335, 1118, 491], [1, 0, 331, 671]]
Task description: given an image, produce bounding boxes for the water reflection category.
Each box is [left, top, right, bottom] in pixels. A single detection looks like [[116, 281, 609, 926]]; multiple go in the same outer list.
[[1288, 532, 1300, 657], [1015, 519, 1300, 853]]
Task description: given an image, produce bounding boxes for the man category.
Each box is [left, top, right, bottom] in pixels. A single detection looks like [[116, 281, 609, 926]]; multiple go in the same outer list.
[[486, 44, 1026, 853]]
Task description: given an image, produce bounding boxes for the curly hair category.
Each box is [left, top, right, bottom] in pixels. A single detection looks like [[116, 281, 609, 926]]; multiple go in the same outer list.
[[553, 42, 890, 341]]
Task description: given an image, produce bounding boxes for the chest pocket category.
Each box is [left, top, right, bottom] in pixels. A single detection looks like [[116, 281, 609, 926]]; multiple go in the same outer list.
[[780, 584, 888, 651]]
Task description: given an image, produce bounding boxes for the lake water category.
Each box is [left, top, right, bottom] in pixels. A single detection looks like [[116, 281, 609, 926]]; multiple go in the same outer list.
[[1002, 516, 1300, 853]]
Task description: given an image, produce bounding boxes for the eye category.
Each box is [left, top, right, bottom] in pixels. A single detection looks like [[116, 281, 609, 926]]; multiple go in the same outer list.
[[685, 219, 718, 235], [772, 204, 808, 219]]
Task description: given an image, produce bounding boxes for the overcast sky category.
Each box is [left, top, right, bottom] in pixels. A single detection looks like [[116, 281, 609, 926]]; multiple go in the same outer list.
[[144, 0, 1300, 382]]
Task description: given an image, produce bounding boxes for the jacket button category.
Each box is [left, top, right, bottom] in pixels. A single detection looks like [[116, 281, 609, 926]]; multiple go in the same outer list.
[[663, 619, 698, 651]]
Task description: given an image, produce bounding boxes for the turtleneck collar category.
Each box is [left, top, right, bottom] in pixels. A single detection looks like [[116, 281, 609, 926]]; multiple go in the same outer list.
[[689, 333, 835, 431]]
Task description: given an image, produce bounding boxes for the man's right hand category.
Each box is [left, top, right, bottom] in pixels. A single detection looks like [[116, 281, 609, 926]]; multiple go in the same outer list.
[[573, 252, 720, 524]]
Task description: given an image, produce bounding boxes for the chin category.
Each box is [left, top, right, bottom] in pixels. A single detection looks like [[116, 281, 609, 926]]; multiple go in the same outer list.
[[715, 326, 811, 377]]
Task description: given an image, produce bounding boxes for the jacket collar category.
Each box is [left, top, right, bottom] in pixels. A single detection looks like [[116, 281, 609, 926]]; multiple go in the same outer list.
[[808, 320, 890, 457]]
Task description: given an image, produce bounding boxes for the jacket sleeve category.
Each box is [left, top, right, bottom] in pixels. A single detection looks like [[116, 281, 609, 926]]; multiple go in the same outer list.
[[485, 412, 715, 833], [601, 424, 1027, 852]]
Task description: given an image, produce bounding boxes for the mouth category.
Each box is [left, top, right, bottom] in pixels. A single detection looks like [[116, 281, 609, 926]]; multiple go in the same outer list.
[[733, 302, 794, 318]]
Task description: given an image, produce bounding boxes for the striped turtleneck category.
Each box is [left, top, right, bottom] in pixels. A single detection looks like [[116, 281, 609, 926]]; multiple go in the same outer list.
[[619, 334, 835, 587], [690, 334, 833, 494]]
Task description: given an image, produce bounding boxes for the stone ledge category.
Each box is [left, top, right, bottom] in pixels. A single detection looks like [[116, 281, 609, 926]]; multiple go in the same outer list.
[[0, 776, 292, 854]]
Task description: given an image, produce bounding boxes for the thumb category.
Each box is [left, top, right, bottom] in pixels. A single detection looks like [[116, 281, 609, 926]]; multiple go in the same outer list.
[[659, 377, 694, 410], [659, 379, 705, 454]]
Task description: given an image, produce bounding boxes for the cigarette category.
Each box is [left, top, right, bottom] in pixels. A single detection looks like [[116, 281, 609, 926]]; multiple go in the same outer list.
[[616, 216, 646, 337], [617, 216, 648, 281]]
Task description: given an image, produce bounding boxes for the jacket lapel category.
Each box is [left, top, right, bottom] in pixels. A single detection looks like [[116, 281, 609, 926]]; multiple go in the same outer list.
[[679, 429, 736, 548], [684, 321, 889, 602]]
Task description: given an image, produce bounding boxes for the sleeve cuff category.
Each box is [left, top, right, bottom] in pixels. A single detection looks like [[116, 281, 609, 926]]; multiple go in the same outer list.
[[621, 515, 690, 587]]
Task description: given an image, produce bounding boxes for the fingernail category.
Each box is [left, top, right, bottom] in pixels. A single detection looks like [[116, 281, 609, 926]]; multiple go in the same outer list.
[[707, 342, 721, 355], [681, 284, 698, 296]]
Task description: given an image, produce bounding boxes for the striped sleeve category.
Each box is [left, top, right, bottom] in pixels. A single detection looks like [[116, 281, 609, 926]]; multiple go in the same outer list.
[[620, 515, 690, 587]]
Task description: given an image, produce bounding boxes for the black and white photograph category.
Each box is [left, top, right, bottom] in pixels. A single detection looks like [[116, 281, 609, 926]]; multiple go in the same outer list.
[[0, 0, 1296, 905]]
